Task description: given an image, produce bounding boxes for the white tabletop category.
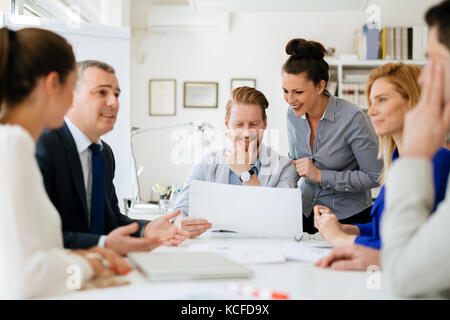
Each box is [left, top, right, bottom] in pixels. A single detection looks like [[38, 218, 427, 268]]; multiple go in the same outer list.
[[46, 231, 405, 300]]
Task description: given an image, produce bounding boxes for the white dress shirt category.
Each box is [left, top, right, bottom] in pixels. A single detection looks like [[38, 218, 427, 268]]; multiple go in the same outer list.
[[64, 118, 106, 247], [0, 124, 94, 298], [382, 158, 450, 298]]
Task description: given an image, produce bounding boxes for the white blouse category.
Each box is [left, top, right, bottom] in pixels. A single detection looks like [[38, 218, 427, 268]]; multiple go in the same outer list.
[[0, 124, 94, 299]]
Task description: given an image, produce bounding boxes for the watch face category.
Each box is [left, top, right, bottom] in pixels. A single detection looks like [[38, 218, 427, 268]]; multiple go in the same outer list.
[[240, 171, 251, 182]]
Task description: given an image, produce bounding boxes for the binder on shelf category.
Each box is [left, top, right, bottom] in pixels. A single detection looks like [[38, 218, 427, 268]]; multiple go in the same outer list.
[[381, 27, 386, 60], [401, 27, 408, 60], [364, 24, 381, 60], [412, 26, 422, 60], [407, 27, 413, 60], [385, 27, 394, 60], [395, 27, 402, 60]]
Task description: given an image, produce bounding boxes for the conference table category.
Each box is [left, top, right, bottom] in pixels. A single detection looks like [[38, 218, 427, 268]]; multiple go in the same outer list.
[[47, 226, 404, 300]]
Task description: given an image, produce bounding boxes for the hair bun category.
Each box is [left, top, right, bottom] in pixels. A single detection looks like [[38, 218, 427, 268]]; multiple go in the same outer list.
[[285, 38, 326, 60]]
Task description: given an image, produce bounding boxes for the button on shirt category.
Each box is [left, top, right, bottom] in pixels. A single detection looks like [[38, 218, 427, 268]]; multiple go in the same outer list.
[[65, 118, 107, 246], [287, 94, 383, 220]]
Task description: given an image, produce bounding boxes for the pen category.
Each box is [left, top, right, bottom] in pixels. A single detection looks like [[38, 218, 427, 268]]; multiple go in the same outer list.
[[227, 284, 290, 300]]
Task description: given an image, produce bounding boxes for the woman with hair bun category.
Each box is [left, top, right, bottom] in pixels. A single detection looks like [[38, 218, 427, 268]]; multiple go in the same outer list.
[[282, 38, 384, 234]]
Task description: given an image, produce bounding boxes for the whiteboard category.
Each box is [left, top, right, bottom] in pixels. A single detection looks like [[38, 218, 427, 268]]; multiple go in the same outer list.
[[1, 14, 133, 211]]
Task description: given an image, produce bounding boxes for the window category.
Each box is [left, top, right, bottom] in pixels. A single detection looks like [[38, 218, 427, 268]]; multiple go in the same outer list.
[[10, 0, 95, 23]]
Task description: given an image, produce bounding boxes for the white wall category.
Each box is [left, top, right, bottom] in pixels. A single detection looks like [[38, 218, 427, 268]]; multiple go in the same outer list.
[[130, 0, 439, 202], [0, 0, 10, 13]]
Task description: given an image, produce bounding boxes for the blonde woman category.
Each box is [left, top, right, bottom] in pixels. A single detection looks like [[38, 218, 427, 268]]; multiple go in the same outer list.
[[313, 62, 450, 256]]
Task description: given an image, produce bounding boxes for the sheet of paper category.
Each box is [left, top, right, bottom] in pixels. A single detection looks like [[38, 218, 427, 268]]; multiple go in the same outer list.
[[282, 241, 333, 263], [189, 180, 302, 238], [186, 244, 286, 264]]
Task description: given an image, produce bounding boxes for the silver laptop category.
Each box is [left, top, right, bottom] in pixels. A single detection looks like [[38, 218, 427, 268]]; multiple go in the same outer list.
[[128, 251, 253, 281]]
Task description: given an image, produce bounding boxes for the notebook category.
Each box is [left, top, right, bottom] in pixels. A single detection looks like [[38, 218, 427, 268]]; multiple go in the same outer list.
[[128, 251, 253, 281]]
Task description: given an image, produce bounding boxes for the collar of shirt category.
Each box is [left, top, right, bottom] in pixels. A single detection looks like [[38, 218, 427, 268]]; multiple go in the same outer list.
[[300, 94, 337, 122], [392, 148, 399, 161], [65, 117, 103, 153]]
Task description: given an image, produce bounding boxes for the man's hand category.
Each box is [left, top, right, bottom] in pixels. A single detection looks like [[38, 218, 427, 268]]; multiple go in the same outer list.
[[104, 222, 163, 255], [225, 132, 258, 176], [314, 244, 381, 271], [292, 158, 321, 183], [143, 209, 190, 247], [174, 215, 212, 239], [313, 205, 355, 247], [403, 60, 450, 159]]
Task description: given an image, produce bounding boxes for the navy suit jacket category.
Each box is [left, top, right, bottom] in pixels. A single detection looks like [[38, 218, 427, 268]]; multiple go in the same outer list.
[[36, 122, 148, 249]]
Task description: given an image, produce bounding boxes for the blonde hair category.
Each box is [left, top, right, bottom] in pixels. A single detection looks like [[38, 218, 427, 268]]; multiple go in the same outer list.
[[366, 62, 421, 183], [225, 86, 269, 121]]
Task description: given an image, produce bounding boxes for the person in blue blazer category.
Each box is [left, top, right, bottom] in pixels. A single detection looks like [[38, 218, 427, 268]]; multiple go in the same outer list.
[[313, 62, 450, 251], [36, 60, 188, 255]]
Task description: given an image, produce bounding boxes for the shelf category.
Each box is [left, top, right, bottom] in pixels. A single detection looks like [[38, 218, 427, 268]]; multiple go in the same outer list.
[[326, 59, 426, 105], [327, 59, 427, 67]]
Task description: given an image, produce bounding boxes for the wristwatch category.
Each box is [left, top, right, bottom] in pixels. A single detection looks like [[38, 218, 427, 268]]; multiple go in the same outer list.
[[239, 169, 255, 183]]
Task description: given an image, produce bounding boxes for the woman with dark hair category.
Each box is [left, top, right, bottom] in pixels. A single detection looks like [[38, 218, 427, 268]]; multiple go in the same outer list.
[[282, 39, 384, 234], [0, 27, 131, 299]]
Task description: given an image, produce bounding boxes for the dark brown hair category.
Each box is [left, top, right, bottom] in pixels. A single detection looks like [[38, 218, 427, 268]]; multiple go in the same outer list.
[[225, 86, 269, 121], [282, 38, 329, 91], [0, 27, 76, 114], [425, 0, 450, 50]]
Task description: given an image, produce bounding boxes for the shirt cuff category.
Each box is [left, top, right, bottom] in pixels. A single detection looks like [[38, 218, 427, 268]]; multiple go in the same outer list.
[[353, 222, 373, 237], [320, 169, 335, 189], [354, 235, 381, 249], [68, 251, 95, 284], [97, 235, 107, 248], [140, 221, 151, 237]]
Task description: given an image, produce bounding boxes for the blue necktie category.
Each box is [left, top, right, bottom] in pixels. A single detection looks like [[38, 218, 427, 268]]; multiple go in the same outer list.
[[89, 143, 105, 235]]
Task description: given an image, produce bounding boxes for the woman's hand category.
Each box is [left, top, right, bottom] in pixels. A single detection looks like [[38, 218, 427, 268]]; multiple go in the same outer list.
[[313, 205, 355, 247], [314, 244, 381, 271], [73, 246, 132, 277], [292, 158, 321, 183]]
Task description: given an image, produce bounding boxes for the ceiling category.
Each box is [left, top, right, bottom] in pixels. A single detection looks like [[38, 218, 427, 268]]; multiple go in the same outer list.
[[136, 0, 370, 12], [188, 0, 370, 12]]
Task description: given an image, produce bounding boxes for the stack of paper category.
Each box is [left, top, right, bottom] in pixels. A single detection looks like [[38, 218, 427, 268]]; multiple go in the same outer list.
[[282, 242, 333, 263], [186, 244, 286, 265]]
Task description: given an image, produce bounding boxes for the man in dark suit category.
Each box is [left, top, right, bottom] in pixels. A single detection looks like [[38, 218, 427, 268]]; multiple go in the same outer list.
[[36, 60, 188, 255]]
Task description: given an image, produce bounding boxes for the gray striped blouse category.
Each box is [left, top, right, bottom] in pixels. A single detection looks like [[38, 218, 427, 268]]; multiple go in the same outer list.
[[286, 94, 383, 220]]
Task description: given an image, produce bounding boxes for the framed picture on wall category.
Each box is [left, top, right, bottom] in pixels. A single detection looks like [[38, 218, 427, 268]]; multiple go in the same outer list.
[[231, 78, 256, 91], [149, 79, 176, 116], [184, 82, 218, 108]]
